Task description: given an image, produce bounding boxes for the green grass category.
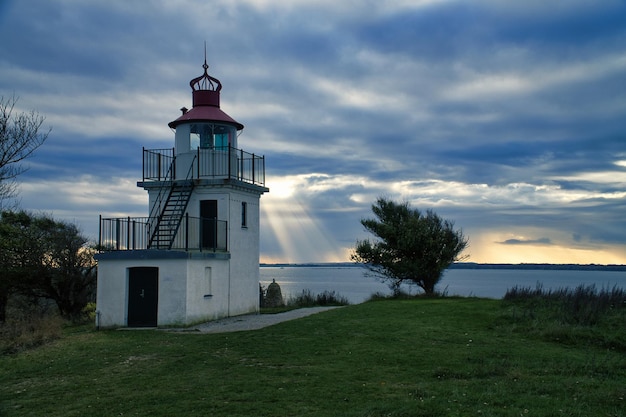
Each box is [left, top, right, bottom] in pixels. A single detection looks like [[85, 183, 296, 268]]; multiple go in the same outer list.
[[1, 298, 625, 416]]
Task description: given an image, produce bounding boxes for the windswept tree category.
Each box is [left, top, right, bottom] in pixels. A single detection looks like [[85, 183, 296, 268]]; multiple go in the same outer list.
[[0, 95, 50, 202], [352, 198, 468, 295]]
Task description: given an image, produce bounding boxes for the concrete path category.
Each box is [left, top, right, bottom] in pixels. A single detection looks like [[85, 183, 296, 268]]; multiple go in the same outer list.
[[173, 306, 342, 334]]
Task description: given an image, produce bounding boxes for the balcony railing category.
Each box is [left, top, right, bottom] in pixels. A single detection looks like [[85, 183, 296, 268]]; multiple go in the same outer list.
[[143, 148, 174, 181], [99, 215, 227, 252], [142, 146, 265, 186]]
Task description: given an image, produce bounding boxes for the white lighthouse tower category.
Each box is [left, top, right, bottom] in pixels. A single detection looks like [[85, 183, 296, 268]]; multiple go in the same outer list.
[[95, 59, 268, 328]]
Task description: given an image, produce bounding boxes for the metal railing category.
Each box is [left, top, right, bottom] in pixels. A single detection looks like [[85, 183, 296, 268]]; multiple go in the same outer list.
[[99, 215, 227, 252], [143, 147, 175, 181], [142, 146, 265, 186], [147, 153, 176, 223]]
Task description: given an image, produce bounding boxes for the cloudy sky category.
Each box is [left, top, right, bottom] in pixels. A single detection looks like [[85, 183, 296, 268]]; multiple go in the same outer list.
[[1, 0, 626, 264]]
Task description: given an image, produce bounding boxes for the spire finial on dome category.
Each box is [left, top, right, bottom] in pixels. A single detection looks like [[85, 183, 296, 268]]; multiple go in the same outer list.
[[202, 40, 209, 71], [189, 42, 222, 92]]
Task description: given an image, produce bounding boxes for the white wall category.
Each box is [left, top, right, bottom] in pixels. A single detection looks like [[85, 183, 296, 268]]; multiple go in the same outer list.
[[96, 257, 188, 328], [99, 175, 265, 327], [187, 187, 263, 316], [227, 190, 262, 315], [95, 253, 253, 328], [184, 258, 231, 322], [95, 259, 128, 328]]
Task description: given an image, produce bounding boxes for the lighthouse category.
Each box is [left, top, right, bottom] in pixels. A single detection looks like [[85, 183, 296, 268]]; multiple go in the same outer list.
[[95, 59, 268, 328]]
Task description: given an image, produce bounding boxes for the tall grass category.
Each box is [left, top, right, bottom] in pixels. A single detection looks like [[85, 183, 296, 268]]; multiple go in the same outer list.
[[500, 283, 626, 350], [287, 289, 350, 307], [260, 289, 350, 314], [0, 314, 65, 354]]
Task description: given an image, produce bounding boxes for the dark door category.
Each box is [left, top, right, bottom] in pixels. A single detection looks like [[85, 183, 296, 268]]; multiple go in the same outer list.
[[200, 200, 218, 249], [128, 267, 158, 327]]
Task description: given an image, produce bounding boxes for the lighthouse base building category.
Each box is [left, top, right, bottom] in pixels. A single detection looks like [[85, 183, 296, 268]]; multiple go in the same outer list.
[[95, 60, 268, 328]]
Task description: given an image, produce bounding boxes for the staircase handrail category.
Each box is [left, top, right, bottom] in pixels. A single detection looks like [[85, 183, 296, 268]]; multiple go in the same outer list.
[[165, 154, 197, 227], [148, 154, 197, 249], [148, 157, 176, 221]]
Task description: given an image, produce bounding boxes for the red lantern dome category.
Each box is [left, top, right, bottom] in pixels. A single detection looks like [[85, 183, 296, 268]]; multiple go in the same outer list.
[[168, 59, 243, 131]]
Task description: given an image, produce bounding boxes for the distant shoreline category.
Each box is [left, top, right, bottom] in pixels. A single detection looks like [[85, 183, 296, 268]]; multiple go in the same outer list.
[[260, 262, 626, 272]]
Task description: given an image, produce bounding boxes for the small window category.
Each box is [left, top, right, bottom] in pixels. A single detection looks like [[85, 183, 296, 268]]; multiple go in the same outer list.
[[214, 133, 228, 149], [241, 201, 247, 228], [190, 123, 211, 150], [203, 267, 212, 298]]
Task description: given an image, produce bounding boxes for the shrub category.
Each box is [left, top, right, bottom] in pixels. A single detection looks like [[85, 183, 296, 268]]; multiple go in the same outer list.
[[82, 302, 97, 321], [366, 286, 448, 302]]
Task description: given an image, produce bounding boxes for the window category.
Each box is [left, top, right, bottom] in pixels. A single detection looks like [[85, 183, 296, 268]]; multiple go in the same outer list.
[[213, 125, 230, 150], [241, 201, 247, 228], [189, 123, 234, 150], [203, 267, 212, 298], [214, 133, 229, 149], [190, 123, 211, 150]]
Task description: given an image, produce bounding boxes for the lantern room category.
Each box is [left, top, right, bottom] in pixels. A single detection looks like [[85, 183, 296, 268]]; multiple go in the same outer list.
[[169, 59, 243, 155]]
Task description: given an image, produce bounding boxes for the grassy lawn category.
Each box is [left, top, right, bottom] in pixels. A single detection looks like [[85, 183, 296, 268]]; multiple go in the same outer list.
[[1, 298, 624, 416]]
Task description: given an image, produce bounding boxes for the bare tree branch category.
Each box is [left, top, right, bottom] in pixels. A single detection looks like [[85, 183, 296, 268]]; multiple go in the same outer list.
[[0, 95, 51, 200]]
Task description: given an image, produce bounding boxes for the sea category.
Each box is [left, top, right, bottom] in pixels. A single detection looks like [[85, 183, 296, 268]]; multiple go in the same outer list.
[[260, 264, 626, 304]]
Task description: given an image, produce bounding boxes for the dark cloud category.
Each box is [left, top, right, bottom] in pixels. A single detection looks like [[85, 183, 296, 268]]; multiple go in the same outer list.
[[500, 237, 552, 246], [493, 4, 626, 47], [23, 136, 143, 180]]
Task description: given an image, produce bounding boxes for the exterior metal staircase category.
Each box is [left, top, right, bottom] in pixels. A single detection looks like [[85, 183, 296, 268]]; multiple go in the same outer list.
[[147, 156, 196, 250], [148, 181, 194, 249]]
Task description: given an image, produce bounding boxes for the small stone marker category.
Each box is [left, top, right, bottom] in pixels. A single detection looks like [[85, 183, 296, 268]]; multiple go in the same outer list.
[[264, 279, 284, 307]]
